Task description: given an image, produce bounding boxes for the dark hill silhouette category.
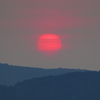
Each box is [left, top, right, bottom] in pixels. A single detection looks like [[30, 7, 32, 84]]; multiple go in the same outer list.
[[0, 71, 100, 100], [0, 63, 87, 86]]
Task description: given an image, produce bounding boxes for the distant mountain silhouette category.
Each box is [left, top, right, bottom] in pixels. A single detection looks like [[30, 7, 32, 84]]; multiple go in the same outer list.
[[0, 63, 88, 86], [0, 71, 100, 100]]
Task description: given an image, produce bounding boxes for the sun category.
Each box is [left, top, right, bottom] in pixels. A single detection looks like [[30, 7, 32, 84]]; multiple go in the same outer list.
[[37, 33, 61, 55]]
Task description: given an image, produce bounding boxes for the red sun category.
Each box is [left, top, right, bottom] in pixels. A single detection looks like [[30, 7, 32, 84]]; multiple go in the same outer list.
[[37, 33, 61, 55]]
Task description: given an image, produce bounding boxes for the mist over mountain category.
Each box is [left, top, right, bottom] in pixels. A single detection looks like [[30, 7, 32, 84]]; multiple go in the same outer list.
[[0, 71, 100, 100], [0, 63, 87, 86]]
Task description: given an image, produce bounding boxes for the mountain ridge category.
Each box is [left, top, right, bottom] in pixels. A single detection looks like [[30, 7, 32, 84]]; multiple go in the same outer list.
[[0, 63, 88, 86], [0, 71, 100, 100]]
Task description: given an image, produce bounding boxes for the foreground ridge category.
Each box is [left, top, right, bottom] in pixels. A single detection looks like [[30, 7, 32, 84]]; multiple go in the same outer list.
[[0, 71, 100, 100]]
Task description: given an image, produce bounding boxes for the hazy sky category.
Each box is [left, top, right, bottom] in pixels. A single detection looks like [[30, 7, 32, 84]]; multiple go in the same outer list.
[[0, 0, 100, 70]]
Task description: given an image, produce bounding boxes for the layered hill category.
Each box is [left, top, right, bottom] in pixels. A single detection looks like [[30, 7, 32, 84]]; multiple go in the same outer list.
[[0, 71, 100, 100], [0, 63, 87, 85]]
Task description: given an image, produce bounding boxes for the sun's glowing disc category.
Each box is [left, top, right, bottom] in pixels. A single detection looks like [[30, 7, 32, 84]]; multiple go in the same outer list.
[[37, 33, 61, 55]]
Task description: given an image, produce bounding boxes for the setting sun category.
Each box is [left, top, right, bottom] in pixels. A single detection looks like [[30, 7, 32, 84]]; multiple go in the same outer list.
[[37, 33, 61, 55]]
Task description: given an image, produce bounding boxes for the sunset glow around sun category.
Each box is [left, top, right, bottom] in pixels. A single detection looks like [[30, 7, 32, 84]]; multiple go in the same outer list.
[[38, 34, 61, 55]]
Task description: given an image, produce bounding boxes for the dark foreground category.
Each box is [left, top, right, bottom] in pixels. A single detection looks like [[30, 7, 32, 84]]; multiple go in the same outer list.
[[0, 71, 100, 100]]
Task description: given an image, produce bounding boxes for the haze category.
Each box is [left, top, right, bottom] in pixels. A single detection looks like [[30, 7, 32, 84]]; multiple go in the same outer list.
[[0, 0, 100, 70]]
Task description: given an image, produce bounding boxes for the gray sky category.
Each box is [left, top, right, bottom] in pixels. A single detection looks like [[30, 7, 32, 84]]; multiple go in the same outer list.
[[0, 0, 100, 70]]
